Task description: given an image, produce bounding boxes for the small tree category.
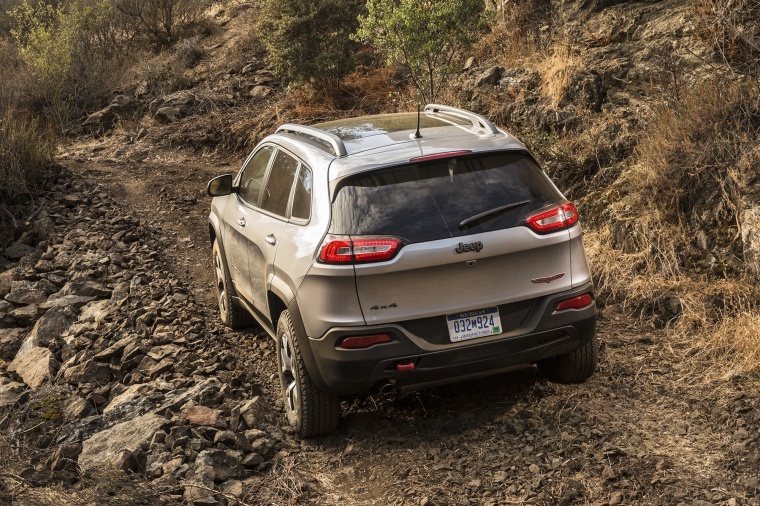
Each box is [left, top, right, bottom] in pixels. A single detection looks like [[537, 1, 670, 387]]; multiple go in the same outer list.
[[257, 0, 364, 88], [354, 0, 489, 103]]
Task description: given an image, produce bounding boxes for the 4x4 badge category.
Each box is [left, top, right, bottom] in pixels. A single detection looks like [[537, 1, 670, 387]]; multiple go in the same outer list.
[[531, 273, 565, 284], [455, 241, 483, 254]]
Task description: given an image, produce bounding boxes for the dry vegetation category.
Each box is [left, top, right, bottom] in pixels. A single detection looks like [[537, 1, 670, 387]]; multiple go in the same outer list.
[[462, 1, 760, 379], [538, 39, 584, 108]]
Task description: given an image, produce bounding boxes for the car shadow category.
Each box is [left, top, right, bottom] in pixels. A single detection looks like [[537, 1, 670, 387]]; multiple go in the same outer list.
[[321, 366, 547, 445]]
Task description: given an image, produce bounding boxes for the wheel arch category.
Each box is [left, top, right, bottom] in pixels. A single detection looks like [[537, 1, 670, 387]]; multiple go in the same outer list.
[[280, 297, 330, 393]]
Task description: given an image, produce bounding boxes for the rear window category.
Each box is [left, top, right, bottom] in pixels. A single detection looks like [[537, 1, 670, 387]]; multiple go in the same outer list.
[[330, 152, 563, 243]]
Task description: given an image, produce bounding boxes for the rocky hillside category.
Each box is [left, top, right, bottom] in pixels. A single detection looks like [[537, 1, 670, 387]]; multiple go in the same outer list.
[[1, 0, 759, 504]]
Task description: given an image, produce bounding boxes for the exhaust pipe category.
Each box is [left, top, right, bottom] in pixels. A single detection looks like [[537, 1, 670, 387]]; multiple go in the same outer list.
[[377, 381, 396, 395]]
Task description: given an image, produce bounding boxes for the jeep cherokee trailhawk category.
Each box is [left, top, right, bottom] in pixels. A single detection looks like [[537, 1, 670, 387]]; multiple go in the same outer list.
[[207, 105, 597, 437]]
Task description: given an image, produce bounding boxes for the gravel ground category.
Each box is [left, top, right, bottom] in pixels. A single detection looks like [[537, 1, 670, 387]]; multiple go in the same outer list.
[[51, 150, 760, 506]]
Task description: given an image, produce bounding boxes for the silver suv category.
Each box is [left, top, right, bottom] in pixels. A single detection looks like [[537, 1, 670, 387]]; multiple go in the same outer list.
[[207, 105, 597, 437]]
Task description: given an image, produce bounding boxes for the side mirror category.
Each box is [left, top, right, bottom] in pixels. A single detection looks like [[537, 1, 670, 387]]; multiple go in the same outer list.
[[207, 174, 233, 197]]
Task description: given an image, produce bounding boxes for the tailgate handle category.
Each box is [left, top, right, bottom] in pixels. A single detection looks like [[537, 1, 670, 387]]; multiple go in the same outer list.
[[265, 234, 277, 245]]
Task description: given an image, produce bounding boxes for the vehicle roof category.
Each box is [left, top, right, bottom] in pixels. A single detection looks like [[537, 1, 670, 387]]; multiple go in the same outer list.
[[261, 110, 527, 182]]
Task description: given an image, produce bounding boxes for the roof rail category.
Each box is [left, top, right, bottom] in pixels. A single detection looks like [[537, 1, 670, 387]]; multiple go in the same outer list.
[[424, 104, 499, 135], [275, 124, 347, 157]]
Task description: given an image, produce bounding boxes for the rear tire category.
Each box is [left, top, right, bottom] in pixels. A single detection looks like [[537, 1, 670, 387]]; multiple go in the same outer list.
[[212, 239, 254, 329], [538, 336, 598, 384], [277, 310, 340, 437]]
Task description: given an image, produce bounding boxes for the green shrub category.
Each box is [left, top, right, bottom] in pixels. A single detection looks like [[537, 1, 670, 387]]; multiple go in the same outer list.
[[9, 0, 126, 130], [354, 0, 489, 103], [256, 0, 364, 88]]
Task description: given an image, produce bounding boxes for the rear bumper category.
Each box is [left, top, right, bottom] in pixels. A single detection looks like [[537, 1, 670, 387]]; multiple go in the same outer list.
[[304, 283, 596, 396]]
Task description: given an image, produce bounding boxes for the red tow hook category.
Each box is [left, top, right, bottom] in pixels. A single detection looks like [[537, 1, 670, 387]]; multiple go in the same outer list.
[[395, 362, 415, 372]]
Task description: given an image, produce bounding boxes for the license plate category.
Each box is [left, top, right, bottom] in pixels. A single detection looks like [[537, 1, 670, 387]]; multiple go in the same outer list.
[[446, 307, 502, 342]]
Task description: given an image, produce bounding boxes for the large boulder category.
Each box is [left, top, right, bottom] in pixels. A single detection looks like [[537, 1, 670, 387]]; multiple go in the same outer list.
[[78, 412, 168, 473], [0, 327, 26, 360], [61, 358, 112, 385], [4, 241, 35, 260], [0, 377, 27, 408], [563, 70, 606, 112], [4, 287, 47, 305], [0, 269, 14, 296], [16, 307, 77, 357], [8, 346, 60, 389], [81, 95, 135, 133]]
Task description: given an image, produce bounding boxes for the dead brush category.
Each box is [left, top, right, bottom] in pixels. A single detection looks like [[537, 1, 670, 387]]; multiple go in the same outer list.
[[695, 0, 760, 76], [241, 455, 308, 506], [585, 226, 760, 377], [538, 39, 584, 109], [478, 0, 552, 66]]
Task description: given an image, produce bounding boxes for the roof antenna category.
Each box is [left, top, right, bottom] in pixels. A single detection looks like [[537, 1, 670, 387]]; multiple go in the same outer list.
[[414, 105, 422, 139]]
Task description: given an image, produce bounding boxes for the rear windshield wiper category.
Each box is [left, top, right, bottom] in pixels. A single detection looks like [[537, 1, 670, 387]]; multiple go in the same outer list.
[[458, 200, 531, 230]]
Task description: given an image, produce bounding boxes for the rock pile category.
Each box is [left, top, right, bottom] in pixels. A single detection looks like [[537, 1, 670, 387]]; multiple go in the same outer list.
[[0, 167, 288, 504]]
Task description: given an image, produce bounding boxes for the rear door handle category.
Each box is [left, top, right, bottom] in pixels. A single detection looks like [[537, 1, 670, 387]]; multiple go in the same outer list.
[[265, 234, 277, 245], [237, 218, 246, 227]]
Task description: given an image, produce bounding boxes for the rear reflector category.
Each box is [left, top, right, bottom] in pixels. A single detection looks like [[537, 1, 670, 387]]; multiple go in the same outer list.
[[526, 202, 579, 234], [555, 294, 593, 312], [340, 334, 393, 349], [319, 236, 403, 264], [409, 150, 472, 163], [395, 362, 415, 372]]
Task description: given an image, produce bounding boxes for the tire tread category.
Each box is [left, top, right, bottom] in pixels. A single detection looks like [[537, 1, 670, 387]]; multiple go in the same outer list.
[[279, 311, 340, 437], [538, 336, 598, 384]]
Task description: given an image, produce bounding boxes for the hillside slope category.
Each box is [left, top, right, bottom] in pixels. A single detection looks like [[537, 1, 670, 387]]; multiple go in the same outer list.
[[2, 0, 758, 504]]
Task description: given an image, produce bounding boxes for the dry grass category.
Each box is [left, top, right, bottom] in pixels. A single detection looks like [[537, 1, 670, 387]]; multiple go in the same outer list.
[[633, 80, 758, 227], [208, 66, 412, 156], [707, 312, 760, 376], [477, 0, 552, 66], [0, 112, 51, 206], [585, 224, 760, 378], [586, 79, 760, 288], [539, 39, 585, 108]]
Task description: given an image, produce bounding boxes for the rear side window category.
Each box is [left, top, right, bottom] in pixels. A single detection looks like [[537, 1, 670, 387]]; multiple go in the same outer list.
[[261, 150, 299, 217], [330, 152, 563, 243], [291, 165, 312, 221]]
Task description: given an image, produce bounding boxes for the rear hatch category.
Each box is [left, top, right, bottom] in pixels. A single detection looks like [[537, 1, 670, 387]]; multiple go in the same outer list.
[[328, 151, 575, 341]]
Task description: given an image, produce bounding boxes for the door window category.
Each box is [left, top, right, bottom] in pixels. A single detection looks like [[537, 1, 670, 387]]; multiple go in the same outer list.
[[261, 150, 299, 217], [238, 145, 275, 206]]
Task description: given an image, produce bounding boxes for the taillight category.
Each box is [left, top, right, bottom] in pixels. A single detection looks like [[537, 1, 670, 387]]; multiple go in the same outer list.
[[319, 238, 353, 264], [555, 293, 593, 312], [340, 333, 393, 349], [319, 236, 403, 264], [526, 203, 579, 234]]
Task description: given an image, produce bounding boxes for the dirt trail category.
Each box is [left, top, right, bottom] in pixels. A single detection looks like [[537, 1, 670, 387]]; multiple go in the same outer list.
[[59, 151, 759, 505]]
